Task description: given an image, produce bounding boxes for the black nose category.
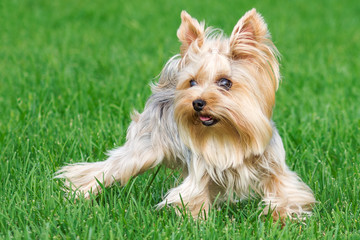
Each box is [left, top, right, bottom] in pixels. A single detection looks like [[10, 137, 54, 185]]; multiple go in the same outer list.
[[192, 99, 206, 112]]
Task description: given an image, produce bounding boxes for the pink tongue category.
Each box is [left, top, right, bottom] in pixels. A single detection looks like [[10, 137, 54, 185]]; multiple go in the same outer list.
[[199, 115, 212, 122]]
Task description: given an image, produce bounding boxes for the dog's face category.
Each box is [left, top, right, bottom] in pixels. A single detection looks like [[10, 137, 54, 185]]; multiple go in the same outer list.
[[173, 10, 280, 163]]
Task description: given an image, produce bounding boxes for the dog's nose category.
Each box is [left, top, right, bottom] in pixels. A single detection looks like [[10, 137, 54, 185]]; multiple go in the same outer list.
[[192, 99, 206, 112]]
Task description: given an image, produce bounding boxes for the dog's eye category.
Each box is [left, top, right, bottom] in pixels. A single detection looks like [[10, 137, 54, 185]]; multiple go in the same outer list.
[[189, 79, 197, 87], [218, 78, 232, 90]]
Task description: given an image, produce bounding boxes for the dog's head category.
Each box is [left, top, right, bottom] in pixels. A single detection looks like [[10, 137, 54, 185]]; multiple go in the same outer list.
[[173, 9, 280, 164]]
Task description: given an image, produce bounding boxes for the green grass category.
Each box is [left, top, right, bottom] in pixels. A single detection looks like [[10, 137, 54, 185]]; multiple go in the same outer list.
[[1, 0, 359, 239]]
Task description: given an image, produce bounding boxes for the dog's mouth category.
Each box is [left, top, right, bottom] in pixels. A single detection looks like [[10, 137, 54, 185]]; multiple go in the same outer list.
[[198, 114, 218, 126]]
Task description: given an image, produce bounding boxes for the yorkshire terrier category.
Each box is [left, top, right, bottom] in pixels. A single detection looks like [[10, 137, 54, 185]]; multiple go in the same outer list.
[[56, 9, 316, 220]]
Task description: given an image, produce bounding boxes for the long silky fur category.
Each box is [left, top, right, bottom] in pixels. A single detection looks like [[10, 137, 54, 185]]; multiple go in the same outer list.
[[55, 9, 315, 221]]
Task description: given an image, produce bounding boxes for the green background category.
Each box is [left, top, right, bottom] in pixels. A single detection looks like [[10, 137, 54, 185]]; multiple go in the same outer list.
[[0, 0, 359, 238]]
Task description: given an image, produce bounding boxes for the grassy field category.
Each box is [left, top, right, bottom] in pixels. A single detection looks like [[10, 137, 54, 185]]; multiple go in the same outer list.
[[1, 0, 359, 239]]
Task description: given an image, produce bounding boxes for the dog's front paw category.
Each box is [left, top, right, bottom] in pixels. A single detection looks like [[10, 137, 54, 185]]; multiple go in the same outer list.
[[55, 162, 107, 198], [261, 202, 313, 222]]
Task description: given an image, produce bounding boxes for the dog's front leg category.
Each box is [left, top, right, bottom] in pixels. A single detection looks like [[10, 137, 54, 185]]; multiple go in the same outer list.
[[55, 119, 163, 197], [158, 159, 222, 218], [55, 94, 178, 198], [158, 175, 212, 218]]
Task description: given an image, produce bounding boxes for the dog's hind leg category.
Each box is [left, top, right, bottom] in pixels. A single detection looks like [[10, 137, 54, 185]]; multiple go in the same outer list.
[[260, 168, 316, 221], [257, 128, 316, 220], [55, 92, 183, 198]]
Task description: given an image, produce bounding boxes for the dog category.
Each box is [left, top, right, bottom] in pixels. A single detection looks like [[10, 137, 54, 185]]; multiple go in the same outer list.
[[56, 9, 316, 220]]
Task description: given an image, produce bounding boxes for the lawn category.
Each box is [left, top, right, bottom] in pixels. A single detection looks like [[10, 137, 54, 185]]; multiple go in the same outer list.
[[0, 0, 359, 239]]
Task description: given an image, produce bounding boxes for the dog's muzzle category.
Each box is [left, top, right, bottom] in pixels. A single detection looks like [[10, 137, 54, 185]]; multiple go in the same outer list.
[[192, 99, 218, 126]]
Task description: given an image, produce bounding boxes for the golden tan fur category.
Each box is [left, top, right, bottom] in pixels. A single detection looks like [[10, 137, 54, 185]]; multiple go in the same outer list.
[[55, 9, 315, 221]]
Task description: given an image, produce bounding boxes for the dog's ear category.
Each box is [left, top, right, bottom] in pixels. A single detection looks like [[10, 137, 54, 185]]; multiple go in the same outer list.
[[177, 11, 205, 56], [229, 9, 270, 59]]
